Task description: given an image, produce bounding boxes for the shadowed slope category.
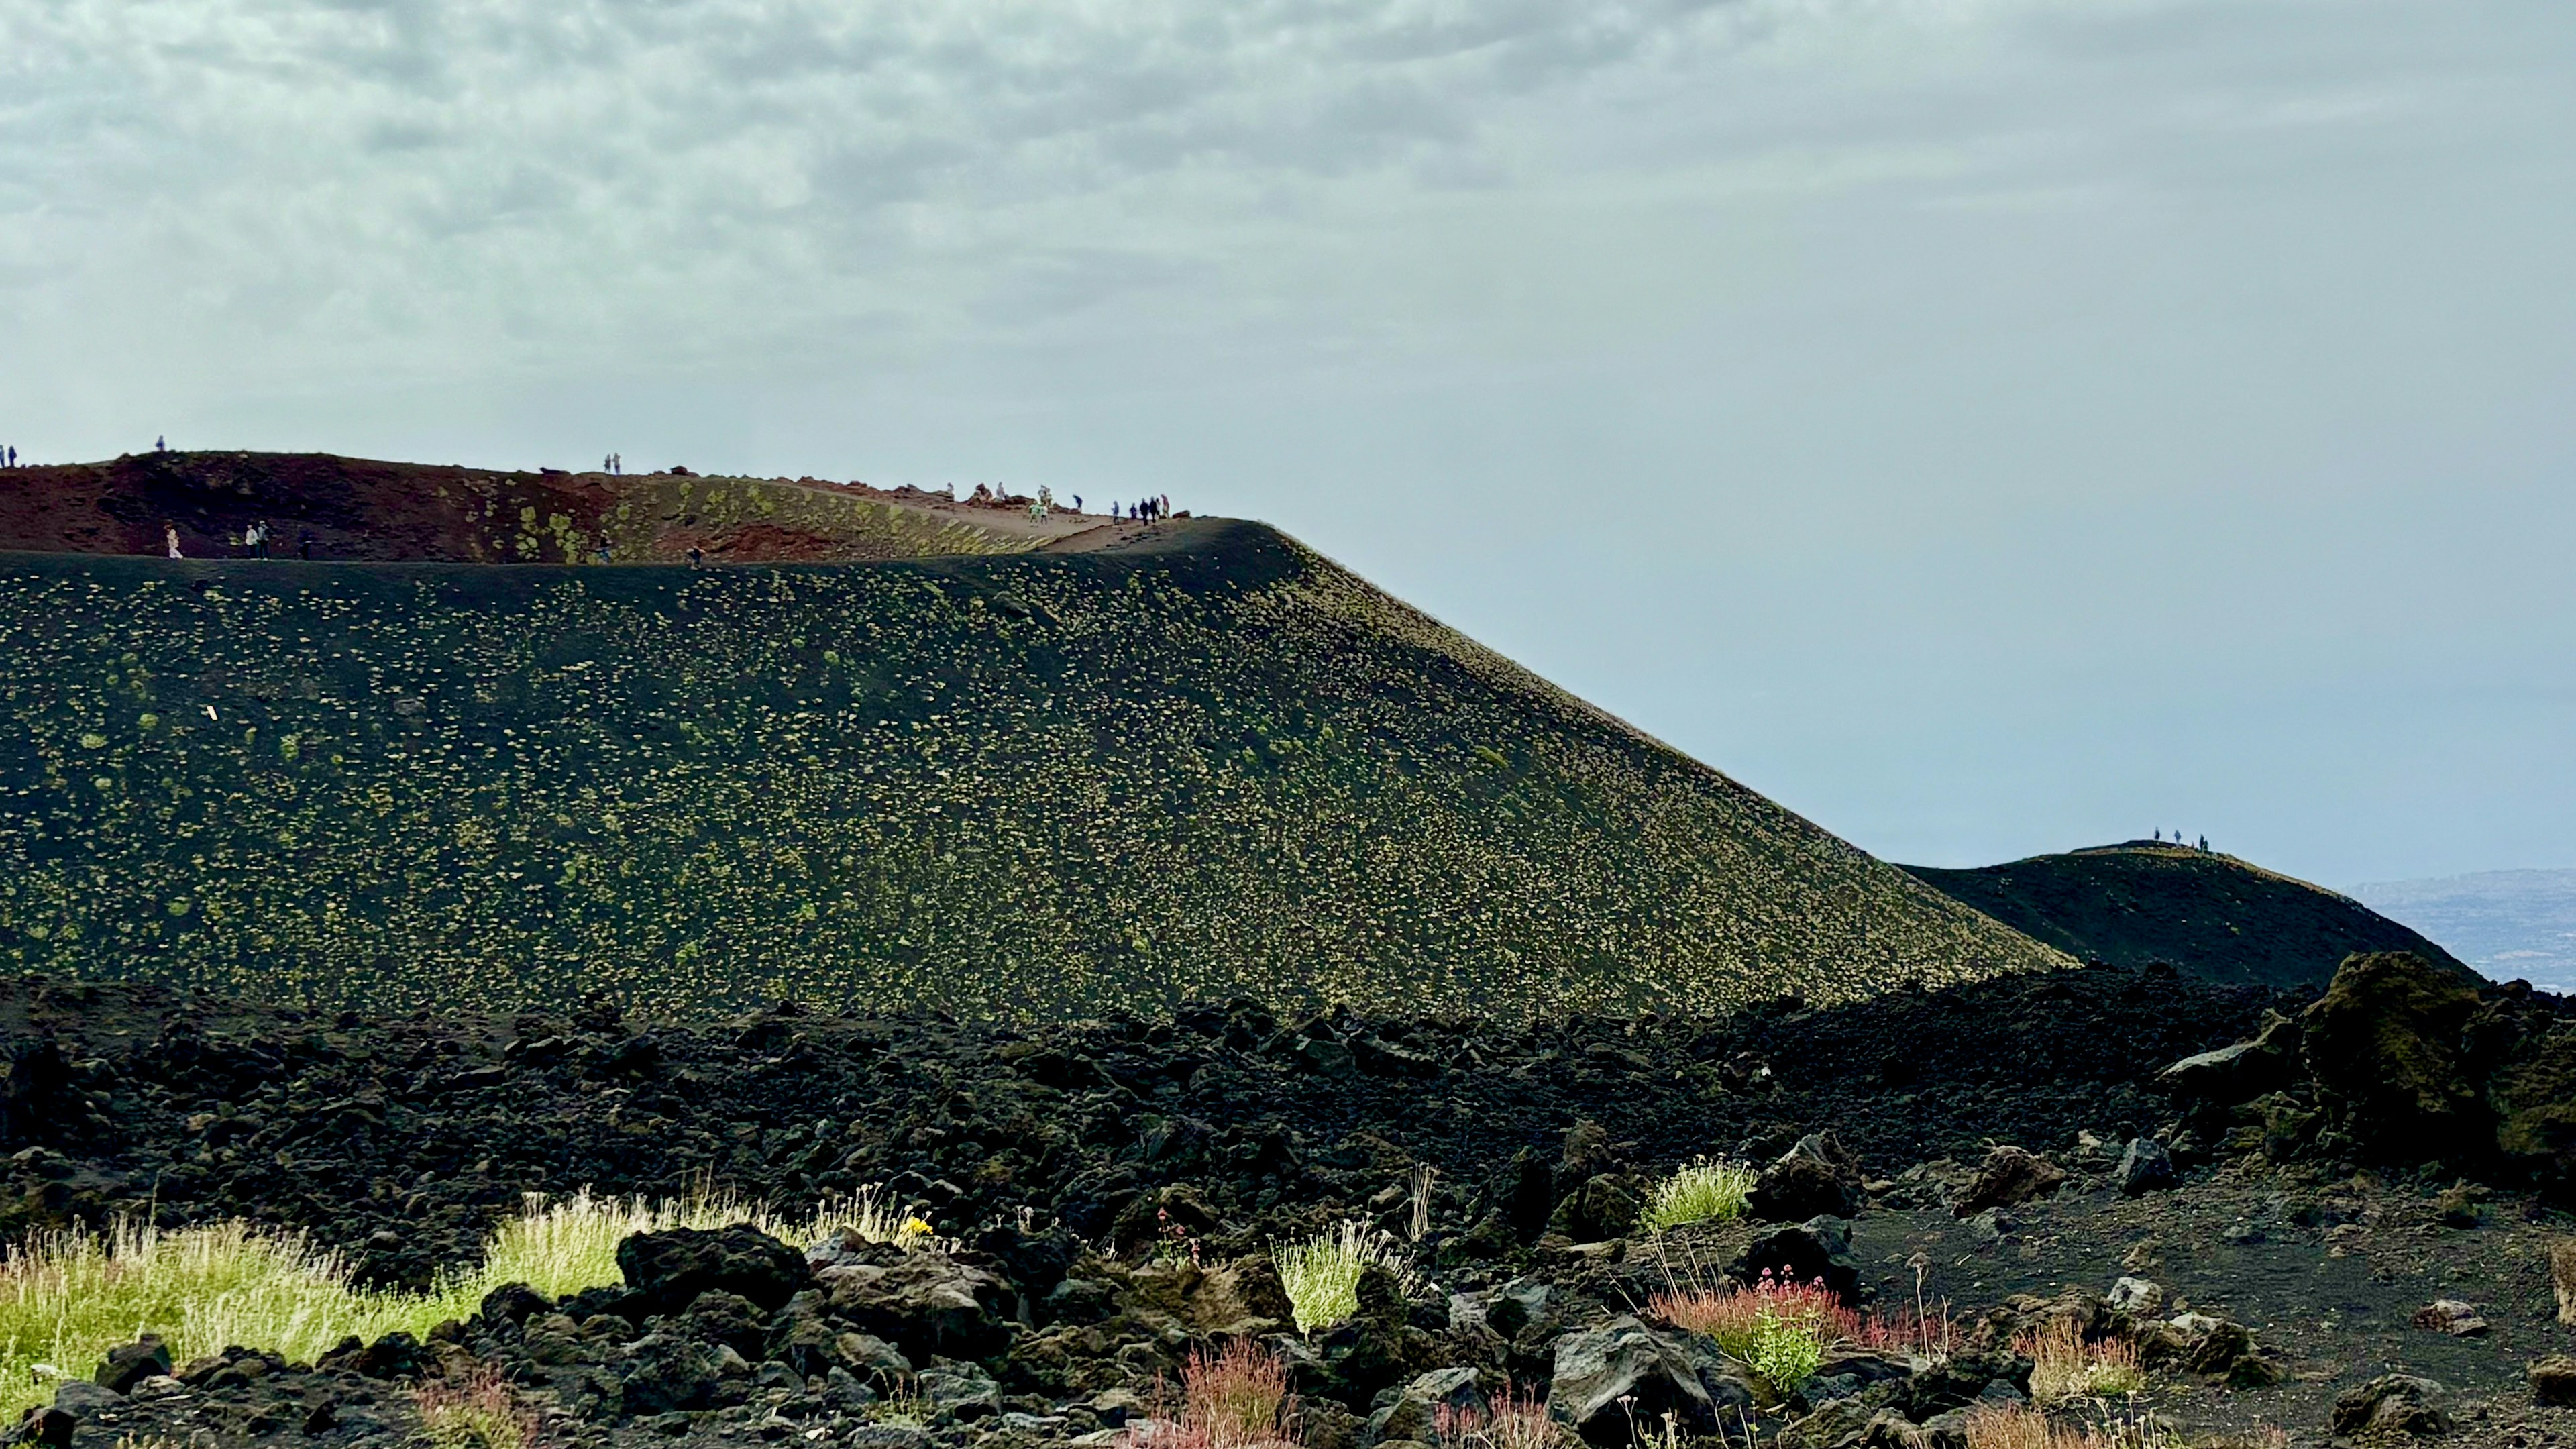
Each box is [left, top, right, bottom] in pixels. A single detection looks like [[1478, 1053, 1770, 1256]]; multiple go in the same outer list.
[[1903, 842, 2469, 991], [0, 521, 2065, 1018]]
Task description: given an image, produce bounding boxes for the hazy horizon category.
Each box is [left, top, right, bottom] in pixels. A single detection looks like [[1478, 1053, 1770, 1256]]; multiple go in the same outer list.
[[5, 0, 2570, 889]]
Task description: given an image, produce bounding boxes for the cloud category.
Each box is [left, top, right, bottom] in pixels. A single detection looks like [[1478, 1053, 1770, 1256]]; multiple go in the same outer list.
[[0, 0, 1772, 373]]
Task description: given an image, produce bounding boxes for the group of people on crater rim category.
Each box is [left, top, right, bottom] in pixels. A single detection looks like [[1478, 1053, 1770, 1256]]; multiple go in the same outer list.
[[950, 482, 1177, 526], [2152, 828, 2213, 851], [157, 519, 318, 561], [0, 444, 19, 466]]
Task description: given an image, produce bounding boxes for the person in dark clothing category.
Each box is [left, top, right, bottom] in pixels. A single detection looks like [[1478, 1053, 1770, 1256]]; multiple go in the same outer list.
[[298, 530, 315, 559], [688, 546, 703, 567]]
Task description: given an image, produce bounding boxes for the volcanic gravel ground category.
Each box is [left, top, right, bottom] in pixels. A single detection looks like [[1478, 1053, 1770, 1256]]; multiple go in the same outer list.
[[2, 962, 2283, 1288], [20, 962, 2576, 1447]]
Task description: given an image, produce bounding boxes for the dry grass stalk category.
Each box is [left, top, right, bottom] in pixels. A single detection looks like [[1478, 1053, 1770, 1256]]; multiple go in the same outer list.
[[2550, 1238, 2576, 1327], [413, 1362, 537, 1449], [1959, 1403, 2176, 1449], [2018, 1318, 2144, 1405], [1432, 1383, 1570, 1449], [1181, 1340, 1294, 1449], [1123, 1340, 1297, 1449]]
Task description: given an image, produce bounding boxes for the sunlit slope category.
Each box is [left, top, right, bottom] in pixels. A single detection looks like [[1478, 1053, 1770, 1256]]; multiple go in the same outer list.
[[0, 523, 2066, 1017]]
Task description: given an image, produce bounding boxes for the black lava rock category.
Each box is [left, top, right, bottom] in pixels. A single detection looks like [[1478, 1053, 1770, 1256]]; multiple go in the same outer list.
[[616, 1224, 808, 1316]]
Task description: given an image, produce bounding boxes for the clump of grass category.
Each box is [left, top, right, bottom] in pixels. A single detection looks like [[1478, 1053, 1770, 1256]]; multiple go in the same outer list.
[[1650, 1271, 1849, 1390], [0, 1218, 407, 1418], [1272, 1221, 1423, 1334], [2019, 1319, 2145, 1405], [1433, 1383, 1570, 1449], [413, 1362, 536, 1449], [1638, 1160, 1758, 1233], [0, 1185, 929, 1419], [1852, 1300, 1958, 1364], [1180, 1340, 1294, 1448], [866, 1387, 933, 1428], [1124, 1341, 1297, 1449]]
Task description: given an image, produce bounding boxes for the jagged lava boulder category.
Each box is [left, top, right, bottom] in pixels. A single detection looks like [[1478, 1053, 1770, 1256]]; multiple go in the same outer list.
[[1748, 1132, 1865, 1222], [616, 1224, 810, 1316], [2302, 952, 2487, 1165]]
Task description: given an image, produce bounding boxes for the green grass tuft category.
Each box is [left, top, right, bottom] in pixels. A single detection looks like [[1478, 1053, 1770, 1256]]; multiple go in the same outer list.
[[0, 1186, 926, 1418], [1272, 1220, 1422, 1334], [1638, 1159, 1757, 1232]]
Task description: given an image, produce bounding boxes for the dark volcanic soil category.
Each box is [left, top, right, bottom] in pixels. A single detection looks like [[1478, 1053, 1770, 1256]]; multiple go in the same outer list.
[[15, 959, 2576, 1449]]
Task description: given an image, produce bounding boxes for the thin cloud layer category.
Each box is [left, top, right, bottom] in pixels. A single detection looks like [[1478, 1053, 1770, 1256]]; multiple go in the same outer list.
[[1, 0, 1759, 370]]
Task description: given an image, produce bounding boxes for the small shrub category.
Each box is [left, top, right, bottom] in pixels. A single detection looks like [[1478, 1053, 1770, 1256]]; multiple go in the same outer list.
[[1432, 1383, 1570, 1449], [1650, 1272, 1851, 1390], [413, 1362, 535, 1449], [2019, 1318, 2145, 1405], [1273, 1221, 1421, 1333], [1638, 1160, 1757, 1233]]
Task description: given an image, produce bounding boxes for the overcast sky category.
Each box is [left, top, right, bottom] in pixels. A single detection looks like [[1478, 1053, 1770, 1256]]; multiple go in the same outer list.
[[5, 0, 2571, 888]]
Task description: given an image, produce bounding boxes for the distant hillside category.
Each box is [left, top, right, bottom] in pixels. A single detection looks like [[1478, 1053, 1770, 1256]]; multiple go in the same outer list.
[[1902, 843, 2468, 991], [0, 521, 2064, 1019], [2351, 868, 2576, 992], [0, 450, 1099, 564]]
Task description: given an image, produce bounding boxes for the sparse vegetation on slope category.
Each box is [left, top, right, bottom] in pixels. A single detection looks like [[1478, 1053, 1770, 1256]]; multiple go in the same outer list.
[[1903, 843, 2468, 990], [0, 524, 2060, 1019]]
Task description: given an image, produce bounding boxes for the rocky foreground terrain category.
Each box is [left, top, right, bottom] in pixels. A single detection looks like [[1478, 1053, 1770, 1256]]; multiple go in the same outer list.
[[13, 953, 2576, 1448]]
